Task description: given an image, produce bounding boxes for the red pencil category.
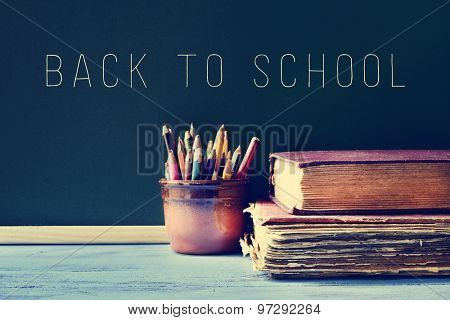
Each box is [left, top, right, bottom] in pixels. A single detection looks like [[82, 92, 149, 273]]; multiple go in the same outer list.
[[167, 150, 180, 180], [177, 137, 186, 180], [236, 137, 260, 179]]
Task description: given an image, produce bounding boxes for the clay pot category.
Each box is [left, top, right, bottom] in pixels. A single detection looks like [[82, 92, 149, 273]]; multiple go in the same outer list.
[[160, 179, 249, 254]]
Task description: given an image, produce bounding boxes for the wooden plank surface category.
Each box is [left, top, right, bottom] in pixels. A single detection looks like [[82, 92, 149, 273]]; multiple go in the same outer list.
[[0, 244, 449, 299], [0, 226, 169, 244]]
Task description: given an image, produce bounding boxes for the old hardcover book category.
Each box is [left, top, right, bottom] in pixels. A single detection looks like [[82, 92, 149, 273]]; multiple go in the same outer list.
[[241, 201, 450, 278], [269, 150, 450, 214]]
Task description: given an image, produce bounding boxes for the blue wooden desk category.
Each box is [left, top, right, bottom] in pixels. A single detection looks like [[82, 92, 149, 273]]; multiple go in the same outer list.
[[1, 245, 449, 299]]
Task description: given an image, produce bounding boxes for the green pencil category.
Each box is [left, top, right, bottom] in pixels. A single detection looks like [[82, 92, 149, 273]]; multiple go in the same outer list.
[[192, 148, 203, 180]]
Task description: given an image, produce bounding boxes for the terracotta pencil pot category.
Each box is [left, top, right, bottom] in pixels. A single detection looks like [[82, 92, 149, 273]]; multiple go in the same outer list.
[[160, 179, 249, 254]]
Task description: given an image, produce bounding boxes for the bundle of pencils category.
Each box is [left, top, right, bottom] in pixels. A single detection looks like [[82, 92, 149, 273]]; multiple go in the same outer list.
[[162, 124, 260, 181]]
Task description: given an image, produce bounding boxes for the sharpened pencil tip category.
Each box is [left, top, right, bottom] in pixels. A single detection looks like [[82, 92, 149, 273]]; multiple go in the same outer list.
[[162, 124, 170, 135]]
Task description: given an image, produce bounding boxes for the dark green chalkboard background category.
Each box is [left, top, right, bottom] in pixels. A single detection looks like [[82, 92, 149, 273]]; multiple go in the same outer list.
[[0, 1, 449, 225]]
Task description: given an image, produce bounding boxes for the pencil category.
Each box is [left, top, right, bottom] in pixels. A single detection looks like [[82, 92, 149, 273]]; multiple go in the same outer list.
[[193, 135, 202, 151], [217, 154, 225, 177], [177, 137, 186, 180], [168, 128, 178, 162], [192, 148, 203, 180], [162, 124, 176, 155], [184, 131, 193, 152], [212, 125, 224, 180], [190, 123, 195, 139], [222, 131, 228, 158], [236, 137, 260, 179], [164, 161, 170, 180], [206, 140, 213, 158], [204, 149, 216, 180], [222, 157, 232, 180], [167, 150, 180, 180], [184, 151, 193, 180], [168, 128, 176, 151], [231, 145, 242, 177]]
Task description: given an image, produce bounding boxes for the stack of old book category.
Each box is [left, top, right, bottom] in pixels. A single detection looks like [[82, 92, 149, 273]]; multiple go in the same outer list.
[[241, 150, 450, 278]]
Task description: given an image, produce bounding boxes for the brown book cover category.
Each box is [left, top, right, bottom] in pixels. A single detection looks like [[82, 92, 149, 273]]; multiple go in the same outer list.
[[269, 150, 450, 214], [271, 150, 450, 168], [251, 200, 450, 225]]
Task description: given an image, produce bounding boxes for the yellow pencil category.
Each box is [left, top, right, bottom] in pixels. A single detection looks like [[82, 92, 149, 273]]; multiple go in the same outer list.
[[222, 131, 228, 158], [211, 125, 224, 180], [222, 154, 232, 180]]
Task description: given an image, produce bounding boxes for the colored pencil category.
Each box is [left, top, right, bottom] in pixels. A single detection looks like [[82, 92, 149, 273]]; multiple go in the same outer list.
[[167, 150, 180, 180], [222, 131, 228, 158], [193, 135, 202, 151], [231, 146, 242, 177], [168, 128, 178, 162], [162, 124, 176, 155], [212, 125, 225, 180], [177, 137, 186, 180], [190, 123, 195, 139], [204, 149, 216, 180], [219, 152, 230, 176], [192, 148, 203, 180], [184, 131, 193, 152], [218, 154, 225, 177], [222, 153, 232, 180], [206, 140, 213, 158], [184, 151, 193, 180], [168, 128, 176, 150], [162, 124, 260, 181], [164, 161, 170, 180], [236, 137, 260, 179]]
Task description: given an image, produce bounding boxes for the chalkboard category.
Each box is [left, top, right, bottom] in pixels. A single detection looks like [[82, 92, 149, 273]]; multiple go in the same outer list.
[[1, 1, 449, 226]]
